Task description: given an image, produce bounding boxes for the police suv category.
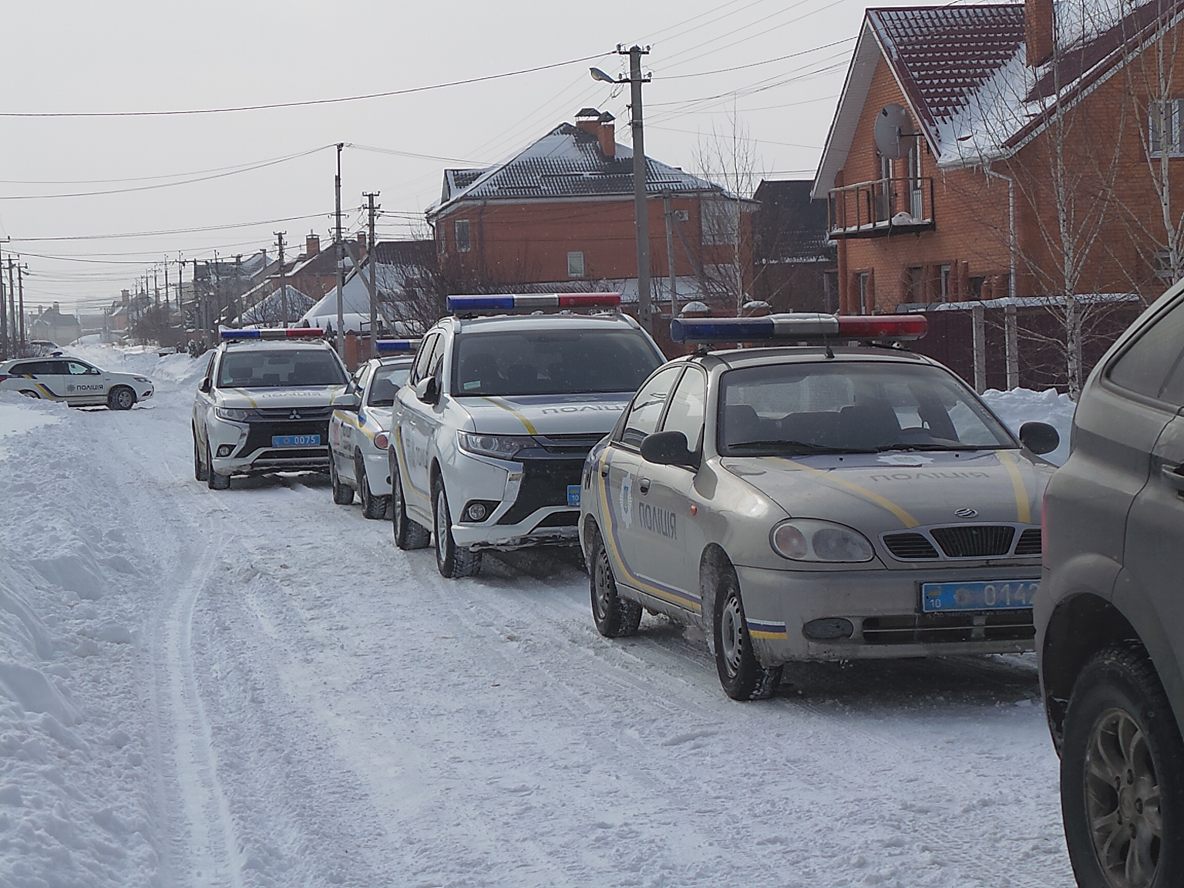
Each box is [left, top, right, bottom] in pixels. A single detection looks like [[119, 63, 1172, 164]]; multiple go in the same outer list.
[[328, 340, 417, 519], [192, 328, 350, 490], [0, 354, 153, 409], [579, 314, 1061, 701], [389, 294, 665, 578]]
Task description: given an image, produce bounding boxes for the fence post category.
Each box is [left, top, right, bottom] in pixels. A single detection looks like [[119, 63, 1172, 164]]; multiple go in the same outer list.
[[972, 304, 987, 393], [1005, 303, 1019, 390]]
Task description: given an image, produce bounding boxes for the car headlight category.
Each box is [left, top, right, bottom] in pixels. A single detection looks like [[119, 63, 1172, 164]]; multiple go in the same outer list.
[[770, 520, 875, 563], [457, 431, 534, 460], [133, 376, 151, 384], [215, 406, 252, 422]]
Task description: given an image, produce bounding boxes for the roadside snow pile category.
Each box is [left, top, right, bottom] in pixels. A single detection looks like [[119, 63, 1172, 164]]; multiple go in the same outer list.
[[982, 388, 1075, 466], [70, 344, 205, 389], [0, 399, 158, 887]]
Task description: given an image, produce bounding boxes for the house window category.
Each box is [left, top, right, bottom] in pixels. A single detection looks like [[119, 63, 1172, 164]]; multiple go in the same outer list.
[[455, 219, 471, 253], [567, 251, 585, 278], [856, 271, 871, 314], [702, 199, 739, 245], [1150, 100, 1184, 156], [905, 266, 924, 302], [969, 276, 985, 298], [437, 228, 446, 255], [939, 264, 952, 302]]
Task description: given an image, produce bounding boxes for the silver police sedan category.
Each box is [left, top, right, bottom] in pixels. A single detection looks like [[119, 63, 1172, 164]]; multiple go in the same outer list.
[[579, 314, 1061, 701]]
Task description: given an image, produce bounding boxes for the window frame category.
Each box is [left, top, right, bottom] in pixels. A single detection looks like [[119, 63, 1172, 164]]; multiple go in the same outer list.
[[409, 332, 441, 385], [454, 219, 471, 253], [658, 365, 708, 458], [617, 365, 686, 450], [567, 250, 585, 278], [1105, 292, 1184, 406], [1149, 98, 1184, 158]]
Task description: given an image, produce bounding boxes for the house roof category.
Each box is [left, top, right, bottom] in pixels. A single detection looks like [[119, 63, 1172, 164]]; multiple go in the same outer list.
[[429, 120, 726, 218], [372, 239, 435, 267], [753, 179, 833, 263]]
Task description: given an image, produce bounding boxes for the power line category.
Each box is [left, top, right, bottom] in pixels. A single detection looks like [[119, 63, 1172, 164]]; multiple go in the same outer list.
[[659, 37, 857, 79], [347, 143, 492, 166], [9, 211, 336, 242], [0, 52, 611, 118]]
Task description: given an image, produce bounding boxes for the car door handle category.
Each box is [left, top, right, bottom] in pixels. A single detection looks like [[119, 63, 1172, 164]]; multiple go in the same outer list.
[[1161, 465, 1184, 493], [600, 465, 609, 478], [638, 478, 651, 494]]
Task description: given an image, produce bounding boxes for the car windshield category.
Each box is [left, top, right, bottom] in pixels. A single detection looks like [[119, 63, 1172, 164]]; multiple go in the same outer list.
[[217, 348, 345, 388], [367, 365, 410, 406], [718, 361, 1016, 456], [451, 328, 661, 396]]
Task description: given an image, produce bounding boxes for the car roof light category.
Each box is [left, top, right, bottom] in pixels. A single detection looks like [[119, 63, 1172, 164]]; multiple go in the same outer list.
[[220, 328, 326, 341], [374, 338, 421, 353], [446, 293, 621, 313], [669, 313, 926, 344]]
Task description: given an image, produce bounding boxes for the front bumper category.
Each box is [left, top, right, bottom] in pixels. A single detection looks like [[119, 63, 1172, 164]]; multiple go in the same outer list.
[[207, 416, 330, 476], [734, 562, 1040, 664]]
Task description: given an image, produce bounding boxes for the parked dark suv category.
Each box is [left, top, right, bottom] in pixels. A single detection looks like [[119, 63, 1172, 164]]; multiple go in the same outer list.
[[1037, 283, 1184, 888]]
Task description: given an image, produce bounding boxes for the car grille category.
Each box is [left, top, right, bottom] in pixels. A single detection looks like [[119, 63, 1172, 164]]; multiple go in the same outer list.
[[498, 459, 585, 525], [254, 406, 333, 421], [532, 433, 605, 455], [883, 525, 1038, 561], [883, 533, 940, 560], [861, 611, 1035, 645], [242, 420, 329, 455], [1014, 528, 1042, 556], [930, 526, 1016, 558]]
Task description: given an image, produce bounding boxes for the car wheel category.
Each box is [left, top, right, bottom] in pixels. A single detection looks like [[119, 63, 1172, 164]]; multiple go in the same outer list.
[[433, 477, 481, 579], [1061, 643, 1184, 888], [356, 452, 387, 520], [713, 566, 781, 701], [107, 386, 136, 410], [206, 442, 230, 490], [588, 525, 642, 638], [329, 454, 354, 505], [19, 389, 39, 399], [193, 427, 208, 481], [390, 451, 430, 550]]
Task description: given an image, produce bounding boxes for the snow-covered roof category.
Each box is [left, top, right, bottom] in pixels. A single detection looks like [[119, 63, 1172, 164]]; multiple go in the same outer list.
[[236, 285, 314, 326]]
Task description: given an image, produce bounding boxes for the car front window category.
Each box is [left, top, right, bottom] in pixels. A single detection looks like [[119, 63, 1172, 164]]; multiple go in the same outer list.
[[718, 361, 1015, 456], [216, 348, 346, 388]]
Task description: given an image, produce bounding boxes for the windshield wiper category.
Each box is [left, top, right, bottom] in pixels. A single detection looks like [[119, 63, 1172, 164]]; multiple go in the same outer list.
[[873, 443, 997, 452], [730, 439, 875, 455]]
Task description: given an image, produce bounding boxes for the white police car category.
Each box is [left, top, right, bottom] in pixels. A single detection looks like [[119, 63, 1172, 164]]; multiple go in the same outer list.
[[0, 354, 153, 409], [192, 328, 350, 489], [328, 340, 417, 519], [389, 293, 666, 578], [580, 314, 1060, 700]]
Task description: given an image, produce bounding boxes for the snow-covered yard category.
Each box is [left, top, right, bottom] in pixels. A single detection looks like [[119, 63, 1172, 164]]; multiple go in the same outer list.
[[0, 346, 1076, 887]]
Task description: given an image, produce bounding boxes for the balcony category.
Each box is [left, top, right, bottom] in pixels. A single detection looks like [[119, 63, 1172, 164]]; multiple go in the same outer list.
[[827, 177, 936, 239]]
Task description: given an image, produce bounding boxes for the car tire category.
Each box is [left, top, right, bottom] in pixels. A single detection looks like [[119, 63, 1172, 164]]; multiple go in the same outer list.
[[433, 477, 482, 579], [1060, 643, 1184, 888], [712, 566, 781, 701], [193, 427, 208, 482], [19, 389, 39, 399], [107, 386, 136, 410], [206, 442, 230, 490], [356, 452, 387, 520], [330, 454, 354, 505], [588, 525, 642, 638], [390, 451, 430, 550]]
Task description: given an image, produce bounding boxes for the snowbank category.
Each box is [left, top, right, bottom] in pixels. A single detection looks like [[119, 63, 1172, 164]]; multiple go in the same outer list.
[[982, 387, 1076, 465]]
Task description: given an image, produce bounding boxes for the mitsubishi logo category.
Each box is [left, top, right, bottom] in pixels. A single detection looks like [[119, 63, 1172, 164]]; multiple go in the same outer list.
[[288, 410, 302, 420], [954, 508, 979, 519]]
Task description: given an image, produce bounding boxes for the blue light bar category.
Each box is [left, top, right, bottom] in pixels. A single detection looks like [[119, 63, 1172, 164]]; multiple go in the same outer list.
[[447, 293, 621, 313], [670, 314, 926, 344], [375, 339, 421, 354], [220, 328, 326, 341]]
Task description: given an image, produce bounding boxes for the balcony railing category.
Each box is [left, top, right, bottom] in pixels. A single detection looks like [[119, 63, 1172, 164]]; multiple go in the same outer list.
[[827, 177, 936, 239]]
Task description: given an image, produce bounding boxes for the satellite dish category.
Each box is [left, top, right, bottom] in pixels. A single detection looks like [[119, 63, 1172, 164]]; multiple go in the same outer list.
[[874, 103, 914, 160]]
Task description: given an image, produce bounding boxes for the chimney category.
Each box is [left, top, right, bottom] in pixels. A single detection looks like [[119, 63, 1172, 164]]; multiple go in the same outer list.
[[306, 232, 321, 257], [122, 289, 130, 306], [53, 302, 60, 314], [597, 111, 616, 159], [1026, 0, 1054, 67], [575, 107, 602, 136]]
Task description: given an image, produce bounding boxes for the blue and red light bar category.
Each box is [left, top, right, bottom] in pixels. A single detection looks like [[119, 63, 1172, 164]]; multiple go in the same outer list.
[[447, 293, 621, 313], [375, 338, 421, 354], [669, 313, 927, 344], [220, 328, 326, 340]]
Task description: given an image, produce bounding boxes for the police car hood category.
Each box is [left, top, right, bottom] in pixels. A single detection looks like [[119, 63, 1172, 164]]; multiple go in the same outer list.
[[218, 385, 344, 409], [721, 449, 1052, 535], [457, 392, 630, 436]]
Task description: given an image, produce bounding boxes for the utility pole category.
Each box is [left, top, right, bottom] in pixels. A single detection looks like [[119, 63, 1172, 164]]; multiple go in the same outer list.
[[7, 259, 17, 356], [176, 254, 184, 310], [234, 254, 243, 325], [275, 231, 287, 325], [0, 243, 7, 361], [164, 259, 170, 310], [364, 191, 380, 353], [153, 266, 160, 307], [17, 261, 27, 351], [334, 142, 345, 358], [662, 190, 678, 318], [624, 46, 653, 333]]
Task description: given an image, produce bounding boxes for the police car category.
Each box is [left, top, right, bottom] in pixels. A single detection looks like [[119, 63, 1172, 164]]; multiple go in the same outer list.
[[192, 328, 350, 490], [328, 340, 417, 519], [388, 294, 665, 578], [579, 314, 1061, 701], [0, 354, 153, 409]]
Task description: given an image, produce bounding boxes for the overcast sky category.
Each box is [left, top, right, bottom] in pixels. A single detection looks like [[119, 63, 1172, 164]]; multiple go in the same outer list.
[[0, 0, 932, 315]]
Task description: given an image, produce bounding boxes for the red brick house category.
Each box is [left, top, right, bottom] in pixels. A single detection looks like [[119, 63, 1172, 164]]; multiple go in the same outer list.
[[813, 0, 1184, 315], [752, 179, 837, 312], [427, 108, 755, 312]]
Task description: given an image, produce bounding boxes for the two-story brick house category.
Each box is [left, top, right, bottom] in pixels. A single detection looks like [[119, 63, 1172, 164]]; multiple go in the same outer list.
[[813, 0, 1184, 314], [427, 108, 755, 312]]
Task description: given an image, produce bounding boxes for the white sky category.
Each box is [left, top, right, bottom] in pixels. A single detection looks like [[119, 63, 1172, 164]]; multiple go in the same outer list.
[[0, 0, 940, 315]]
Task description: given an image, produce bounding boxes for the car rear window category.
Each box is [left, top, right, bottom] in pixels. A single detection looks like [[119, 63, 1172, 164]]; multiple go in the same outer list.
[[451, 329, 661, 396], [367, 365, 410, 406], [217, 348, 346, 388]]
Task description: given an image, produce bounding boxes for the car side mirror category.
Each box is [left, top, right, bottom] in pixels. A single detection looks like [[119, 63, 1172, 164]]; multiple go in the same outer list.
[[199, 378, 212, 394], [640, 430, 697, 468], [331, 391, 362, 411], [1019, 421, 1059, 456], [415, 376, 439, 405]]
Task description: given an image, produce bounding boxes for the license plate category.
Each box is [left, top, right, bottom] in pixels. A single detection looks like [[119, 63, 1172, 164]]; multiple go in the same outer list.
[[272, 434, 321, 448], [921, 579, 1039, 613], [567, 484, 581, 507]]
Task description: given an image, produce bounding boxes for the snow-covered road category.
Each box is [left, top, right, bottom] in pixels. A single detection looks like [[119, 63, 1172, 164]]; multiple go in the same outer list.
[[0, 346, 1075, 887]]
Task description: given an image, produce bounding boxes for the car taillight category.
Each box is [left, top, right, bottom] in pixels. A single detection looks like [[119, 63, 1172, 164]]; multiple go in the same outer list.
[[374, 432, 389, 450], [0, 375, 8, 383]]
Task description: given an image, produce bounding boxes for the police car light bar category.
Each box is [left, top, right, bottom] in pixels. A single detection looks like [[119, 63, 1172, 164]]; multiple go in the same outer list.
[[220, 328, 326, 340], [375, 338, 421, 354], [446, 293, 621, 313], [669, 313, 927, 344]]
